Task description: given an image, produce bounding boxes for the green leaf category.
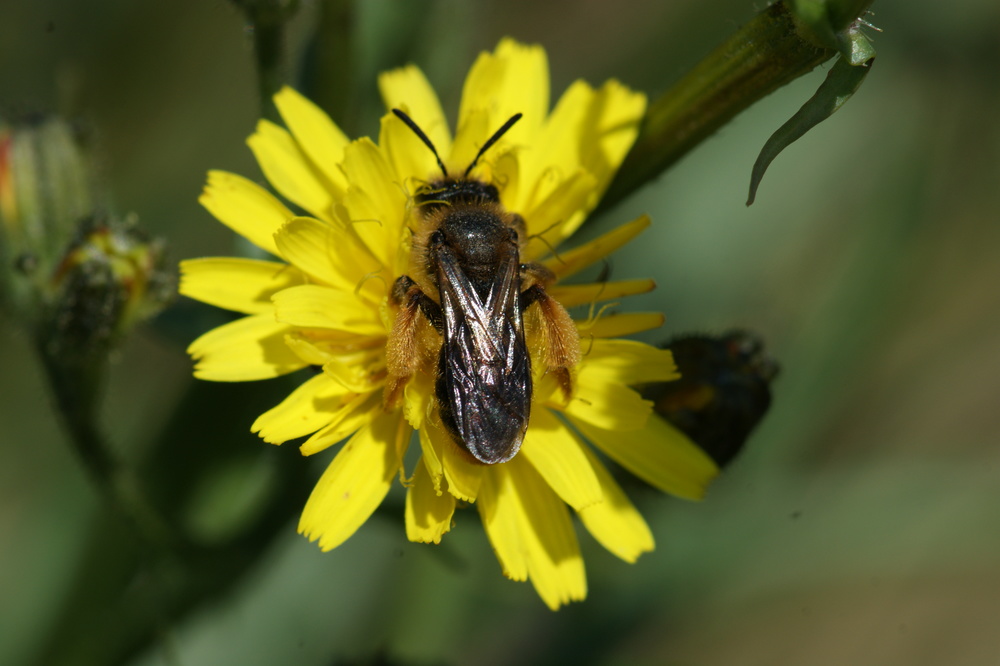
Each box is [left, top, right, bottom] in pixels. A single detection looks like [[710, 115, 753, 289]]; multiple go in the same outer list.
[[747, 56, 873, 206]]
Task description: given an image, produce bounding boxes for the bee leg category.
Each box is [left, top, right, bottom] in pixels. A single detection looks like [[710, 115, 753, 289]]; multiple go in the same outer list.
[[385, 275, 443, 408], [520, 272, 581, 399], [391, 275, 443, 331]]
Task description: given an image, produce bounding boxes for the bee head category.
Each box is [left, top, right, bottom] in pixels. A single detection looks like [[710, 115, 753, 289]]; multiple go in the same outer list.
[[415, 177, 500, 211], [392, 108, 521, 211]]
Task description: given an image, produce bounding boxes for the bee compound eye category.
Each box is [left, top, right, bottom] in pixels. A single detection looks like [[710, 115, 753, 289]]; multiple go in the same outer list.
[[508, 227, 518, 241], [429, 229, 446, 246]]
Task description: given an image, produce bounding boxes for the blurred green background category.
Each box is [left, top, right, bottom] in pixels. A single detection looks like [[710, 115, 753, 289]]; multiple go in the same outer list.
[[3, 1, 1000, 664]]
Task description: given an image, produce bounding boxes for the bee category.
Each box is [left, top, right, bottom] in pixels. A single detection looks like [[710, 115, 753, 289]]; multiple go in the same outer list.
[[642, 330, 779, 467], [384, 109, 580, 464]]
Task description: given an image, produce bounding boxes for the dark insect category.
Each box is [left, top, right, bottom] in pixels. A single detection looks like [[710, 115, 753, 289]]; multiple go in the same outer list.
[[642, 330, 779, 467], [384, 109, 579, 464]]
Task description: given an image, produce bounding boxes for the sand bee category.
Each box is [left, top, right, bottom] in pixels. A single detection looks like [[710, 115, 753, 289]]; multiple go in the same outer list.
[[384, 109, 579, 464]]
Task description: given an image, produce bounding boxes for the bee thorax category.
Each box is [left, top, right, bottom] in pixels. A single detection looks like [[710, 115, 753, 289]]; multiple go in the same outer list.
[[431, 206, 516, 287]]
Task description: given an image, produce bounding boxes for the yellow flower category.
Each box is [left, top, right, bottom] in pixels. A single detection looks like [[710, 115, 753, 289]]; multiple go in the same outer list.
[[180, 38, 718, 610]]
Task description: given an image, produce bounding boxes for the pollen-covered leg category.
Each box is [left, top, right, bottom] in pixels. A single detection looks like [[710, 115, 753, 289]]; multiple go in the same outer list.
[[385, 276, 441, 409], [521, 281, 581, 399]]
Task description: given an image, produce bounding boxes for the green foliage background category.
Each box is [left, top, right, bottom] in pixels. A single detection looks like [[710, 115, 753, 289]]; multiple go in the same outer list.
[[2, 1, 1000, 664]]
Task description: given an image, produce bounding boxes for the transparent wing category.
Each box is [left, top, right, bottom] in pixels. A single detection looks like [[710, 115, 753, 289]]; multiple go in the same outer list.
[[434, 242, 532, 464]]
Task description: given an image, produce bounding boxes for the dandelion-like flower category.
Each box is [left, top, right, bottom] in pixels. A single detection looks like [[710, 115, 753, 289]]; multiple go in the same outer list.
[[181, 39, 718, 609]]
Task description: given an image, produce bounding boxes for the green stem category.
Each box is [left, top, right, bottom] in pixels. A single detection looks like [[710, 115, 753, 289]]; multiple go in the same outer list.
[[232, 0, 301, 122], [308, 0, 357, 132], [828, 0, 875, 33], [36, 337, 172, 549], [601, 1, 836, 209], [30, 373, 313, 666]]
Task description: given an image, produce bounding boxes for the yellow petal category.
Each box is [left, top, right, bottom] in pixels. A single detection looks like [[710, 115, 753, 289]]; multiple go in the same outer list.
[[559, 379, 652, 432], [578, 80, 646, 190], [481, 458, 587, 610], [417, 426, 443, 493], [536, 79, 645, 189], [198, 170, 294, 257], [576, 446, 654, 563], [322, 353, 386, 394], [251, 372, 354, 444], [273, 216, 379, 296], [448, 108, 492, 176], [577, 312, 664, 338], [284, 334, 334, 365], [271, 284, 384, 336], [511, 65, 643, 226], [298, 410, 409, 551], [284, 334, 385, 366], [402, 371, 435, 430], [379, 111, 444, 189], [542, 214, 650, 280], [477, 467, 528, 581], [179, 258, 305, 314], [247, 119, 333, 220], [459, 39, 548, 152], [520, 170, 597, 257], [520, 408, 602, 510], [379, 65, 452, 156], [517, 80, 594, 212], [273, 87, 350, 196], [405, 456, 456, 544], [340, 137, 407, 270], [582, 339, 680, 385], [188, 314, 306, 381], [298, 391, 383, 456], [570, 414, 719, 501], [494, 39, 550, 127], [442, 449, 483, 503], [423, 419, 482, 502], [492, 146, 522, 211], [548, 278, 656, 308]]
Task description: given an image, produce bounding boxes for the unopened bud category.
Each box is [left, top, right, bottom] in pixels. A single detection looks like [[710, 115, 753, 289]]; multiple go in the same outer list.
[[44, 214, 171, 360], [1, 114, 96, 312], [0, 112, 172, 357]]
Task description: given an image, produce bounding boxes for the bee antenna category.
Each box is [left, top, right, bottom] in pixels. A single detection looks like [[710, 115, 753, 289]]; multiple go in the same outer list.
[[392, 108, 448, 179], [464, 113, 522, 178]]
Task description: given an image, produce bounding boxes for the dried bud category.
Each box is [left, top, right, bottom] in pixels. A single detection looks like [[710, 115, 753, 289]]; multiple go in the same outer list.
[[643, 331, 779, 467]]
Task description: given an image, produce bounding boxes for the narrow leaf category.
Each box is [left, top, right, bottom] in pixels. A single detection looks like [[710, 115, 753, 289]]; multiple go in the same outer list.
[[747, 56, 873, 206]]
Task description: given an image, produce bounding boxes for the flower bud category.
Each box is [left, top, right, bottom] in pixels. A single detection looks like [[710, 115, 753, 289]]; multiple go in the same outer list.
[[44, 215, 172, 360], [0, 113, 172, 357], [1, 114, 97, 315]]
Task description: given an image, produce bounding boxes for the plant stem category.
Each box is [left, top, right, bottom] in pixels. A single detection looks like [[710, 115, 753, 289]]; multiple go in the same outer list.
[[232, 0, 301, 122], [601, 1, 836, 209], [307, 0, 356, 132], [36, 338, 172, 548]]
